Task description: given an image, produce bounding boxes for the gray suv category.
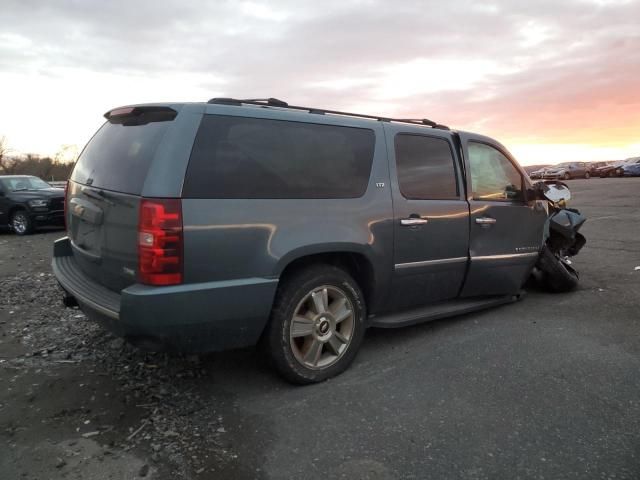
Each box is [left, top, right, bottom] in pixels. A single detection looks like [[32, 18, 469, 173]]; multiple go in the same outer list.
[[53, 98, 547, 384]]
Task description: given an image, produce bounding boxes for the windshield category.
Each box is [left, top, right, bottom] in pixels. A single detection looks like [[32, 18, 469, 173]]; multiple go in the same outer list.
[[0, 176, 52, 191], [553, 162, 573, 168]]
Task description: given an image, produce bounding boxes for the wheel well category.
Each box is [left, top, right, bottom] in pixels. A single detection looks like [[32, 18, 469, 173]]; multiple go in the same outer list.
[[8, 205, 26, 220], [278, 252, 376, 312]]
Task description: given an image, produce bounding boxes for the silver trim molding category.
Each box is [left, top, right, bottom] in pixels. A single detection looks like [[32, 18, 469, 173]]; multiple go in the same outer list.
[[395, 256, 468, 271], [471, 252, 539, 261]]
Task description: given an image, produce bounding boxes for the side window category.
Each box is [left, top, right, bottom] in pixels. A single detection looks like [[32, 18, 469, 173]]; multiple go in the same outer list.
[[183, 115, 375, 199], [468, 142, 524, 202], [394, 134, 459, 200]]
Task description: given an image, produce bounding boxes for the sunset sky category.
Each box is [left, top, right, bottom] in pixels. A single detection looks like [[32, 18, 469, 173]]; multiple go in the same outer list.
[[1, 0, 639, 165]]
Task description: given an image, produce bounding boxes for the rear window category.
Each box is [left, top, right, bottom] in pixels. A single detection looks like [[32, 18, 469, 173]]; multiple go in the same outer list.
[[71, 117, 171, 194], [183, 115, 375, 199]]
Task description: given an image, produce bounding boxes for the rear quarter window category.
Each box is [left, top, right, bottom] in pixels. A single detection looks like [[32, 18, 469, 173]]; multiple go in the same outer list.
[[183, 115, 375, 199]]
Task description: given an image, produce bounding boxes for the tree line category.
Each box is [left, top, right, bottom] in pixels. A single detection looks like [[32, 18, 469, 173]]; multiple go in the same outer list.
[[0, 137, 76, 181]]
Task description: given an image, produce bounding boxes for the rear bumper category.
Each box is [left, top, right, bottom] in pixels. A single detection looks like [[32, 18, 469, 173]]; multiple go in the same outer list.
[[52, 237, 278, 352]]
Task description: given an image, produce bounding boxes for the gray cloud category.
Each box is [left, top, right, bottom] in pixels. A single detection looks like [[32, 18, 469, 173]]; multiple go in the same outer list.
[[1, 0, 639, 135]]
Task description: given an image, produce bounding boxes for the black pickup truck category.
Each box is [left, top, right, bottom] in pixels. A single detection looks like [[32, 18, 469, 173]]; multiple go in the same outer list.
[[0, 175, 65, 235]]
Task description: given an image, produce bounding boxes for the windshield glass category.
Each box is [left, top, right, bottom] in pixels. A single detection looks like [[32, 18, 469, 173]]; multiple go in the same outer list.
[[1, 176, 52, 191], [553, 162, 573, 168]]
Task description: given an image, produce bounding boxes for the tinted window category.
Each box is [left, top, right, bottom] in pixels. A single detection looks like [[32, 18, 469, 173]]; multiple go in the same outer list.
[[183, 115, 375, 199], [468, 142, 524, 202], [71, 118, 171, 194], [395, 134, 458, 200]]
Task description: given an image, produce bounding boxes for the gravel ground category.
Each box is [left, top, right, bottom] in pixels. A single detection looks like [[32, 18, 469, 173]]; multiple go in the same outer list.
[[1, 178, 640, 479], [0, 229, 254, 479]]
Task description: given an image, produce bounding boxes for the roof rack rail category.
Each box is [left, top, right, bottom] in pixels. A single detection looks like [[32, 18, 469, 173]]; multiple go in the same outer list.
[[205, 97, 449, 130]]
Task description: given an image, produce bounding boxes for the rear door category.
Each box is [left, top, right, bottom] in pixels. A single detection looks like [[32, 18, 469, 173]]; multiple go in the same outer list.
[[458, 133, 547, 297], [386, 125, 469, 310], [67, 106, 179, 292]]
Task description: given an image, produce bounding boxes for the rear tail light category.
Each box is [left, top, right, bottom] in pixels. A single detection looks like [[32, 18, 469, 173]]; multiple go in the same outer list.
[[138, 198, 183, 286]]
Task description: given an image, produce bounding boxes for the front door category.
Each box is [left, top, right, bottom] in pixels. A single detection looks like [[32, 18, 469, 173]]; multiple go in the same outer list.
[[386, 125, 470, 311], [458, 134, 547, 297]]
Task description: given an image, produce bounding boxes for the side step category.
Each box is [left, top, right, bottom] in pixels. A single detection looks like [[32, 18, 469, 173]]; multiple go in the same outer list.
[[368, 293, 523, 328]]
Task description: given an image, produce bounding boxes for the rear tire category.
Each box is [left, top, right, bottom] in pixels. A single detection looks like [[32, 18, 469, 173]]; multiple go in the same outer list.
[[584, 171, 590, 179], [10, 210, 33, 235], [536, 246, 579, 293], [262, 265, 366, 384]]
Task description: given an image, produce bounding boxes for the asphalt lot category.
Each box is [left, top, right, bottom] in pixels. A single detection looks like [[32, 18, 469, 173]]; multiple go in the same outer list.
[[1, 177, 639, 479]]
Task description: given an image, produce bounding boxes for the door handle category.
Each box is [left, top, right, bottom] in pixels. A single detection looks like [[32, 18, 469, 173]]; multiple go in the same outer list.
[[401, 217, 428, 226], [475, 217, 497, 225]]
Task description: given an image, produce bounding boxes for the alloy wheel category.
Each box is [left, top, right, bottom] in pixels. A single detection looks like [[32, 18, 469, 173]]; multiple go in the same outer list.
[[289, 285, 355, 370], [12, 213, 28, 234]]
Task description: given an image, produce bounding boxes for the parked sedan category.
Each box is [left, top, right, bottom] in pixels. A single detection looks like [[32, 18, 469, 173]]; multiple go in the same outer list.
[[526, 165, 551, 179], [595, 158, 638, 177], [622, 158, 640, 176], [587, 161, 609, 175], [543, 162, 590, 180]]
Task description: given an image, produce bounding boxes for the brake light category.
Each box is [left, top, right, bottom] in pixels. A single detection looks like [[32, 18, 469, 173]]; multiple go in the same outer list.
[[138, 198, 183, 286]]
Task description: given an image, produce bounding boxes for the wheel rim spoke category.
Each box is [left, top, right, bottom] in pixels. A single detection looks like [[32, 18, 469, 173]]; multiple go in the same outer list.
[[326, 334, 345, 356], [333, 303, 352, 324], [311, 289, 328, 314], [304, 339, 323, 366], [291, 315, 314, 338]]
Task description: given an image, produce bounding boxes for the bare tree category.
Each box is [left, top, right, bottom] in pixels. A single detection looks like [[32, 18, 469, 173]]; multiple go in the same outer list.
[[0, 136, 18, 174], [54, 144, 79, 164]]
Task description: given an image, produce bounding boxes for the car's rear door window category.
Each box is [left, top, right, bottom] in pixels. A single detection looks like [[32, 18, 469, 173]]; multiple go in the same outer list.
[[394, 134, 459, 200], [183, 115, 375, 199]]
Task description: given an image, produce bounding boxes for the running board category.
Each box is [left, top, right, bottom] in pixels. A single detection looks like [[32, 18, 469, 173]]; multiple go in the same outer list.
[[368, 293, 523, 328]]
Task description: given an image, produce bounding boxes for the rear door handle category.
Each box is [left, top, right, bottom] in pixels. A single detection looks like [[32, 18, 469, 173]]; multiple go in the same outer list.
[[401, 217, 428, 226], [475, 217, 497, 225]]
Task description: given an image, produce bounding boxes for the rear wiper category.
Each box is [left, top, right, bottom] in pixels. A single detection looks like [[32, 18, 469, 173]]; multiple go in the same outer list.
[[80, 186, 134, 209], [81, 186, 115, 206]]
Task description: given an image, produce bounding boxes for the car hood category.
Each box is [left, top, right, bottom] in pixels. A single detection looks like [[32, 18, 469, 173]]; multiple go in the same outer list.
[[8, 188, 64, 201]]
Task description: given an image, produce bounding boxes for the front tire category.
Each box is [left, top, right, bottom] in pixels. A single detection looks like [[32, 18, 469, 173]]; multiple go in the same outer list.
[[10, 210, 33, 235], [536, 246, 579, 293], [563, 172, 571, 180], [584, 171, 590, 179], [263, 265, 366, 384]]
